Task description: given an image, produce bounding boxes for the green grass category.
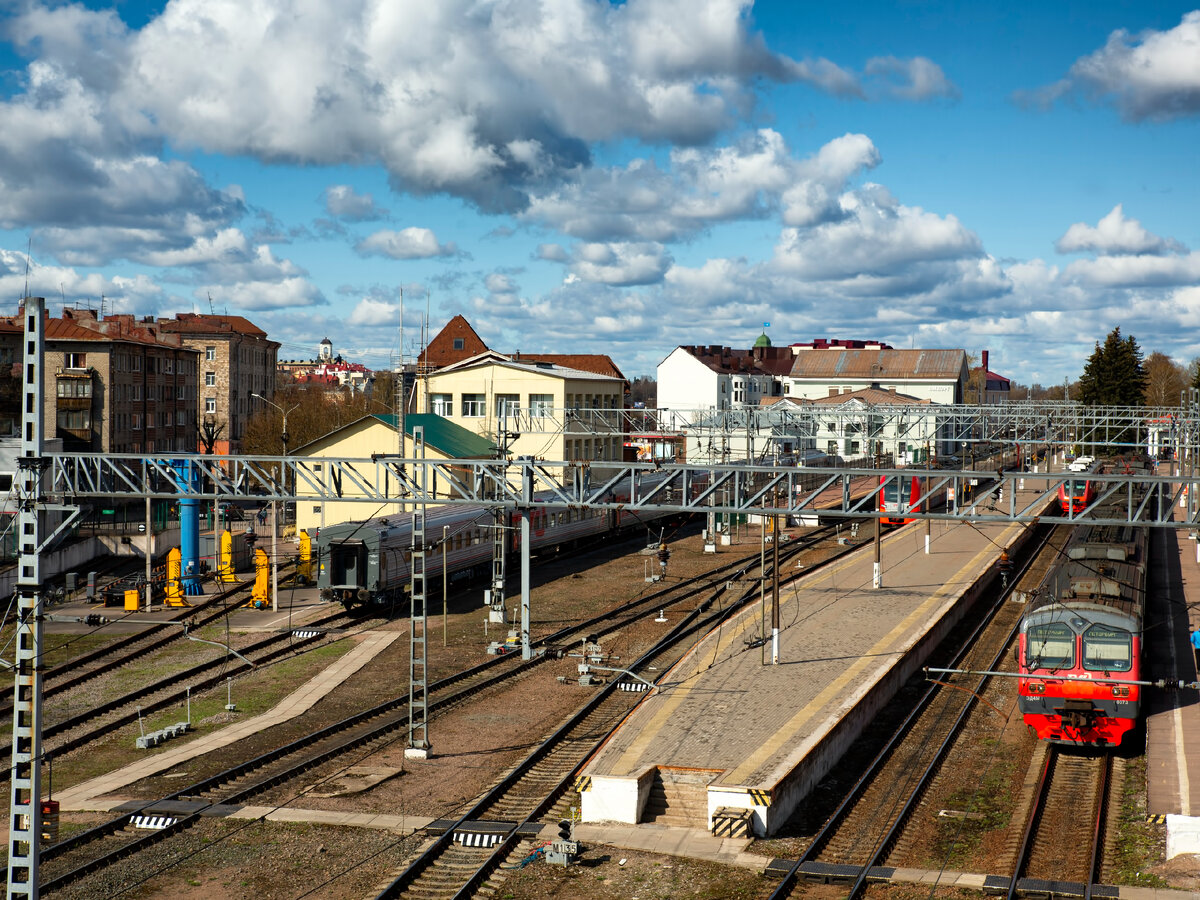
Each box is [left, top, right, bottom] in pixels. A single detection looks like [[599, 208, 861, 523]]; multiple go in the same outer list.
[[927, 743, 1015, 868], [1109, 756, 1168, 887]]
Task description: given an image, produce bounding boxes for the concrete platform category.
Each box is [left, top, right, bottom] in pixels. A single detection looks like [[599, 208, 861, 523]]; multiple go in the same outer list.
[[579, 483, 1041, 836]]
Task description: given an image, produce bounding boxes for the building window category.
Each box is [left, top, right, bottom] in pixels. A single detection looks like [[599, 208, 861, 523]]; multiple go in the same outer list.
[[453, 338, 465, 350], [177, 410, 186, 425], [56, 408, 91, 431], [205, 398, 216, 414], [206, 346, 216, 361], [64, 352, 86, 369], [495, 394, 519, 419], [56, 379, 92, 398], [461, 393, 485, 417], [132, 384, 142, 402], [132, 356, 141, 372], [164, 358, 173, 374], [529, 394, 553, 417], [205, 371, 216, 387], [131, 413, 141, 430], [430, 393, 453, 416]]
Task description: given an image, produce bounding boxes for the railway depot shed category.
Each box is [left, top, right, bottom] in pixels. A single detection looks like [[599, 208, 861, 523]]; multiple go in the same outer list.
[[291, 413, 495, 534]]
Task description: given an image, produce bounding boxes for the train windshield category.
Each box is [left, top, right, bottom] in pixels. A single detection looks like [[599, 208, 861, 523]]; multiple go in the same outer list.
[[1082, 624, 1133, 672], [1069, 480, 1089, 495], [882, 480, 912, 503], [1025, 622, 1074, 670]]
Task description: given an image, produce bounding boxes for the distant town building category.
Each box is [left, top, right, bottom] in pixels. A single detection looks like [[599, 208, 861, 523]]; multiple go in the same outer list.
[[279, 337, 371, 394], [659, 335, 966, 415], [971, 351, 1011, 404], [156, 313, 279, 454]]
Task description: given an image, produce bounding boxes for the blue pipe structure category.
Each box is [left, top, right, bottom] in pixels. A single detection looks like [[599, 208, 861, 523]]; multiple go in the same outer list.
[[172, 458, 205, 595]]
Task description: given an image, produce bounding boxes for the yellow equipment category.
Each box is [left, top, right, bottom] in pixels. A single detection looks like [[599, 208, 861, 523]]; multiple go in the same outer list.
[[217, 529, 239, 583], [298, 530, 312, 585], [165, 547, 188, 607], [250, 547, 270, 608]]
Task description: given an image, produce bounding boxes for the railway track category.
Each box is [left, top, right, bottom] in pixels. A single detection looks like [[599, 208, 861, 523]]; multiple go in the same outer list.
[[765, 516, 1062, 899], [39, 521, 872, 895], [1005, 743, 1117, 898]]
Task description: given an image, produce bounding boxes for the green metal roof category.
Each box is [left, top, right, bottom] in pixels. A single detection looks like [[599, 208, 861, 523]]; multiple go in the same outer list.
[[371, 413, 497, 459]]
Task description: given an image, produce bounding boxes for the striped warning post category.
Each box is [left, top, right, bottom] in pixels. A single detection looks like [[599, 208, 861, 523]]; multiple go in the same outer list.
[[618, 680, 649, 692], [573, 775, 592, 793], [292, 630, 322, 639], [131, 815, 177, 830]]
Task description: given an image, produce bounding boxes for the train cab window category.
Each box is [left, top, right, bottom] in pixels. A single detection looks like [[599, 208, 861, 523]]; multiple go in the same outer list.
[[882, 481, 911, 503], [1025, 622, 1075, 670], [1082, 625, 1132, 672]]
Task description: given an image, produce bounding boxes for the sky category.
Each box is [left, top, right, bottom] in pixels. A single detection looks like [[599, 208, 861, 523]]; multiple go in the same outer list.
[[0, 1, 1198, 387]]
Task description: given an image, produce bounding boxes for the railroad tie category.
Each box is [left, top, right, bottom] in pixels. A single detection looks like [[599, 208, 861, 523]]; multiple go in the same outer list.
[[130, 815, 177, 830]]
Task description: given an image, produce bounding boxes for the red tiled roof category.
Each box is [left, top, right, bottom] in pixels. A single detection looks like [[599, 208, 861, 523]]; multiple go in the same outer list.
[[679, 345, 795, 377], [513, 353, 626, 381], [157, 313, 269, 338], [419, 314, 489, 368]]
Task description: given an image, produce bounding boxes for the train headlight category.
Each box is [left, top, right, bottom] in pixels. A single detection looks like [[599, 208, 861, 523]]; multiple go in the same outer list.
[[1111, 685, 1131, 698], [1027, 681, 1045, 694]]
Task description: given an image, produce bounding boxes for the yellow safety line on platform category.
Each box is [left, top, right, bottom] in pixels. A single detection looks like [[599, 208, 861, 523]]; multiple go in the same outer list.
[[611, 523, 940, 774], [725, 523, 1019, 784]]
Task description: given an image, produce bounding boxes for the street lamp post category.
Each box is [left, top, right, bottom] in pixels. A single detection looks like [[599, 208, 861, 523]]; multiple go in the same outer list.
[[251, 393, 297, 613]]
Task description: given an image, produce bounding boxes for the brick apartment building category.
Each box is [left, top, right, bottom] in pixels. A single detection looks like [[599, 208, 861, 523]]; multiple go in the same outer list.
[[156, 314, 279, 454], [0, 307, 199, 453]]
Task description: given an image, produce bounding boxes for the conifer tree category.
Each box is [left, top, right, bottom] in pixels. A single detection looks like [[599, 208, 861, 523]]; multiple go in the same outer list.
[[1077, 327, 1147, 407]]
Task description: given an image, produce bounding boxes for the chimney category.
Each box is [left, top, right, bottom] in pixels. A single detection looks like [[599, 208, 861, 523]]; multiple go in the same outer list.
[[981, 350, 989, 373]]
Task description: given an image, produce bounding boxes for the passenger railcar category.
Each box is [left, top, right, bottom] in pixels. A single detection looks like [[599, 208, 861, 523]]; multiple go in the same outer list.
[[1017, 502, 1147, 748], [879, 474, 924, 526], [317, 471, 690, 610], [1057, 477, 1098, 515]]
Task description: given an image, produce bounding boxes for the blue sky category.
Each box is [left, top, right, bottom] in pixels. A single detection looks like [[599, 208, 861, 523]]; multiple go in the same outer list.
[[1, 1, 1198, 386]]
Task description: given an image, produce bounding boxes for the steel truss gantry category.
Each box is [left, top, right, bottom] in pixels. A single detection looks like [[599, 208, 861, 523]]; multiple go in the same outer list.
[[38, 452, 1200, 528]]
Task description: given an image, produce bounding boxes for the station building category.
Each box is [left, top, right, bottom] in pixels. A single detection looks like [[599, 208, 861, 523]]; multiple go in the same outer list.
[[291, 412, 495, 533]]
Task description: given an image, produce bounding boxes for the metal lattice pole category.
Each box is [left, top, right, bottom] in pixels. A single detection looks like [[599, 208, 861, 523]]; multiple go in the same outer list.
[[406, 426, 429, 757], [8, 297, 45, 899]]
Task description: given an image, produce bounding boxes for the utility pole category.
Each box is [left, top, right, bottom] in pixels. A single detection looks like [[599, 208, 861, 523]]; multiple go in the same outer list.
[[7, 297, 45, 900], [407, 426, 429, 758]]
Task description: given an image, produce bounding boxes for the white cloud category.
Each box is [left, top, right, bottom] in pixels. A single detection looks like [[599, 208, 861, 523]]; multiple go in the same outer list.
[[346, 296, 399, 325], [1056, 205, 1186, 255], [1024, 11, 1200, 120], [355, 227, 458, 259], [525, 130, 881, 241], [863, 56, 959, 101], [323, 184, 387, 221], [571, 242, 672, 286], [201, 277, 326, 311], [1064, 252, 1200, 288]]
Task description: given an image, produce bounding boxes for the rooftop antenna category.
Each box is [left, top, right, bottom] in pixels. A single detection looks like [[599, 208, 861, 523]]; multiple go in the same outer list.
[[208, 291, 216, 315]]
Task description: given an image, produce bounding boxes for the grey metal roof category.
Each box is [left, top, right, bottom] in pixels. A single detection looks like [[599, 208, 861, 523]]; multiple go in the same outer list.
[[789, 349, 966, 380]]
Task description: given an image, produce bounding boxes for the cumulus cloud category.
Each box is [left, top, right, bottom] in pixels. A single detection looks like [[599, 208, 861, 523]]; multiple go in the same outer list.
[[1020, 11, 1200, 120], [525, 130, 881, 241], [346, 296, 399, 325], [4, 0, 957, 218], [1055, 205, 1186, 256], [355, 227, 458, 259], [863, 56, 959, 101], [202, 277, 326, 311], [323, 184, 387, 221], [571, 242, 673, 286]]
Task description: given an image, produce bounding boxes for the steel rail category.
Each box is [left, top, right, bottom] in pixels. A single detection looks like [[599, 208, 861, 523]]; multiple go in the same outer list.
[[1006, 747, 1058, 900], [767, 517, 1055, 899], [40, 527, 855, 886], [377, 520, 801, 898]]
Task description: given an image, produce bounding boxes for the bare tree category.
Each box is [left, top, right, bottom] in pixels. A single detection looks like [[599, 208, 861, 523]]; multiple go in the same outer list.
[[1144, 351, 1186, 406]]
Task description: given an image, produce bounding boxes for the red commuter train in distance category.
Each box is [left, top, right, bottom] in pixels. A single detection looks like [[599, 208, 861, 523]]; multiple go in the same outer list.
[[879, 474, 924, 526], [1016, 500, 1147, 748], [1057, 477, 1099, 515]]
